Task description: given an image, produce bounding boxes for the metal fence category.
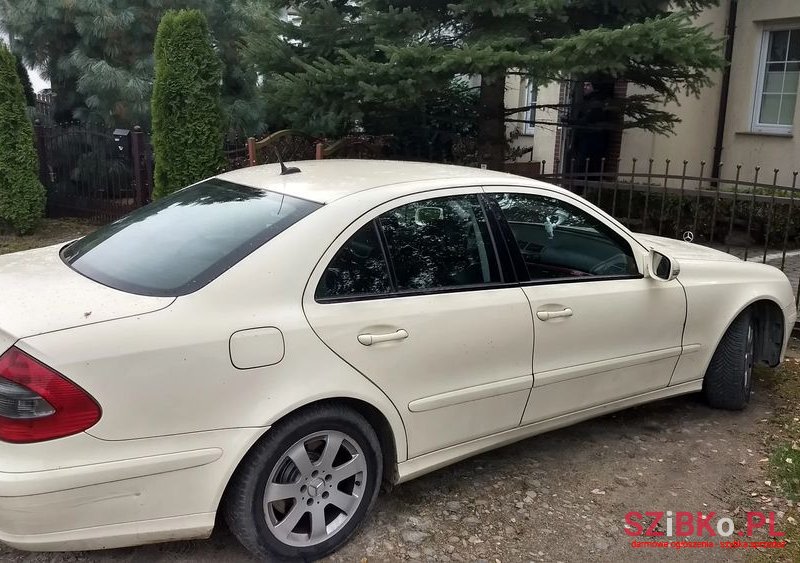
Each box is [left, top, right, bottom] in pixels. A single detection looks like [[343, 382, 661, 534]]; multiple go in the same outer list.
[[532, 158, 800, 305], [33, 121, 250, 223], [246, 129, 479, 167], [33, 93, 54, 120], [33, 121, 152, 223], [223, 133, 251, 172]]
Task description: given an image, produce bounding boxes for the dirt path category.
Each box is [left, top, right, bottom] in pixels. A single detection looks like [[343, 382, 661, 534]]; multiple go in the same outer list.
[[2, 355, 796, 562]]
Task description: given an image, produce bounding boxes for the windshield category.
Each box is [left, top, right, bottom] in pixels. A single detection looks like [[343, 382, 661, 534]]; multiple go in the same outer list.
[[61, 179, 322, 297]]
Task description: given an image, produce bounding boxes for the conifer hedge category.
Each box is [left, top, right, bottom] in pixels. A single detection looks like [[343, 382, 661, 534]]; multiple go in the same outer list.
[[151, 10, 224, 199], [0, 43, 45, 234]]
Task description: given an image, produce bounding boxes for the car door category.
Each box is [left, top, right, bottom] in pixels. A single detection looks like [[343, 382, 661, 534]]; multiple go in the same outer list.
[[303, 189, 534, 458], [483, 188, 687, 424]]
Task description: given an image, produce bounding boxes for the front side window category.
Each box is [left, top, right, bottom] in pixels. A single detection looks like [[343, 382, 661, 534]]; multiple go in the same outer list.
[[62, 179, 321, 296], [754, 28, 800, 132], [488, 193, 638, 281]]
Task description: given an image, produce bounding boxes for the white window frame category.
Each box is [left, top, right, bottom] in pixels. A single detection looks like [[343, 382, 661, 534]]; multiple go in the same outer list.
[[522, 80, 537, 136], [751, 25, 800, 135]]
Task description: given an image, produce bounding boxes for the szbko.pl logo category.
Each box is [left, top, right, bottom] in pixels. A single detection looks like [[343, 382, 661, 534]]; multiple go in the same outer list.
[[625, 511, 786, 550]]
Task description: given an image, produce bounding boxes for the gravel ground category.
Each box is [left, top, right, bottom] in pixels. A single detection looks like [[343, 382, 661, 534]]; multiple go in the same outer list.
[[3, 350, 798, 563]]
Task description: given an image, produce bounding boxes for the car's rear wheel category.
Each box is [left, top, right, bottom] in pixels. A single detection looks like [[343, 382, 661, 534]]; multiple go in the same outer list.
[[703, 310, 755, 410], [224, 404, 382, 561]]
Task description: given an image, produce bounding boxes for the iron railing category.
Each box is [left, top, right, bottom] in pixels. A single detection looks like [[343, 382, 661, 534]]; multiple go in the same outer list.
[[532, 158, 800, 306], [222, 133, 251, 172], [33, 121, 147, 223]]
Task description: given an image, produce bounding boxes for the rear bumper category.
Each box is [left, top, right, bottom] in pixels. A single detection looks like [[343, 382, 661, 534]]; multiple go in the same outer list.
[[0, 513, 216, 552], [0, 427, 265, 551]]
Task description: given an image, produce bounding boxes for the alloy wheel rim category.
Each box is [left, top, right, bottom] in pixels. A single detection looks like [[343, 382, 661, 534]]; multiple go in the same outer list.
[[264, 430, 367, 547], [744, 323, 754, 392]]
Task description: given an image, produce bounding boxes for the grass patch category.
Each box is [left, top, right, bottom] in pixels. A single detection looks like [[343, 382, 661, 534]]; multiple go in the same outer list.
[[771, 443, 800, 501]]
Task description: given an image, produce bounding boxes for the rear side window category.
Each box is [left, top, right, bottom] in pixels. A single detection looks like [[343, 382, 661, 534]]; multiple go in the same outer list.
[[379, 195, 500, 291], [62, 179, 321, 296], [315, 222, 392, 300], [317, 194, 501, 300]]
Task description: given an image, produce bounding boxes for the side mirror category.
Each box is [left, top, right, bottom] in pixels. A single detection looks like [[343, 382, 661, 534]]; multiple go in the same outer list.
[[648, 248, 680, 282]]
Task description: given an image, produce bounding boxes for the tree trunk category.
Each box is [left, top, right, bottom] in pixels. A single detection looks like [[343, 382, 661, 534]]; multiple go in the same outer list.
[[477, 74, 507, 171]]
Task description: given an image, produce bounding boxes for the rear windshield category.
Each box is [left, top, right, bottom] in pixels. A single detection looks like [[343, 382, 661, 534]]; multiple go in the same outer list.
[[62, 179, 322, 297]]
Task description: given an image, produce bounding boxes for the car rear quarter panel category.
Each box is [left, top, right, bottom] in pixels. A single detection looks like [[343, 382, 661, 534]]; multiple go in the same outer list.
[[670, 260, 795, 386], [17, 297, 408, 460]]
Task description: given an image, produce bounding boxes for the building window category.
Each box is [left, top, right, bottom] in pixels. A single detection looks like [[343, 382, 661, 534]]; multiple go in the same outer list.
[[523, 80, 537, 136], [753, 28, 800, 134]]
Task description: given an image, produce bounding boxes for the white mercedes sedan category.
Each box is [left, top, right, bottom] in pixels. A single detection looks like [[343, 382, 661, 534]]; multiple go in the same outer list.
[[0, 161, 794, 560]]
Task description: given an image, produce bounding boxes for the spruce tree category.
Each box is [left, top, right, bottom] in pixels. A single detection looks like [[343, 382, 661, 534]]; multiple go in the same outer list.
[[151, 9, 224, 198], [248, 1, 374, 136], [252, 0, 725, 168], [247, 1, 480, 159], [0, 0, 266, 131], [0, 43, 46, 234]]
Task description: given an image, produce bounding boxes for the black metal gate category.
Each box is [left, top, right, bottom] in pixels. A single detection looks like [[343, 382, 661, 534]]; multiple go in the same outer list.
[[33, 122, 151, 223]]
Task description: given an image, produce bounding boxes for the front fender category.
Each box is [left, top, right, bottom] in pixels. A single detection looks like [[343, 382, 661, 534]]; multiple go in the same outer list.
[[670, 260, 794, 385]]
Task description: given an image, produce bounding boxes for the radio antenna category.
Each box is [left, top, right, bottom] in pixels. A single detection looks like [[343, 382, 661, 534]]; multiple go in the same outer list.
[[274, 149, 301, 176]]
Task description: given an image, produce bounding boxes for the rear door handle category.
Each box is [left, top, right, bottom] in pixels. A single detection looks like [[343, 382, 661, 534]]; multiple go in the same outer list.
[[358, 329, 409, 346], [536, 308, 573, 321]]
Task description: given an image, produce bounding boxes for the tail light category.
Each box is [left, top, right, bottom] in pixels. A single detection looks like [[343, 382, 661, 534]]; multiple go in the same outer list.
[[0, 347, 101, 443]]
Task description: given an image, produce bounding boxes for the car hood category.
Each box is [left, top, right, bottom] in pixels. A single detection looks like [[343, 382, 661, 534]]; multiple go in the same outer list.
[[0, 244, 174, 346], [634, 233, 741, 263]]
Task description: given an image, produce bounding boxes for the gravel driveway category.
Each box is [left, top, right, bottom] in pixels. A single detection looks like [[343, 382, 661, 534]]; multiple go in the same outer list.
[[2, 356, 795, 563]]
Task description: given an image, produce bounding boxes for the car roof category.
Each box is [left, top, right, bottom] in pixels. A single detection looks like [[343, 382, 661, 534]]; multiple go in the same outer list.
[[215, 159, 534, 204]]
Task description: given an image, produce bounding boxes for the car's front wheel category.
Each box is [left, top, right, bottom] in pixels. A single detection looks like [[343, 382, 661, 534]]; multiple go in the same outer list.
[[224, 404, 382, 561], [703, 310, 755, 410]]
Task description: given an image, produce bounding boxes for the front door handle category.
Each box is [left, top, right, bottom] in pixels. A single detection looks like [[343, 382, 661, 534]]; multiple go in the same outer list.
[[536, 308, 573, 321], [358, 329, 409, 346]]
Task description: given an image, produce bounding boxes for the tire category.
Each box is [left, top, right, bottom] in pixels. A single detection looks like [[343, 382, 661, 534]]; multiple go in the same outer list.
[[703, 310, 755, 410], [223, 404, 383, 562]]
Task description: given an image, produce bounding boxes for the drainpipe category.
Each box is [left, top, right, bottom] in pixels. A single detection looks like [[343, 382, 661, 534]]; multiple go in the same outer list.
[[712, 0, 738, 180]]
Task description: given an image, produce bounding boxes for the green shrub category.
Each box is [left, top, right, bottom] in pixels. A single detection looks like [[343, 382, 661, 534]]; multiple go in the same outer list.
[[151, 9, 224, 199], [0, 44, 45, 235]]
